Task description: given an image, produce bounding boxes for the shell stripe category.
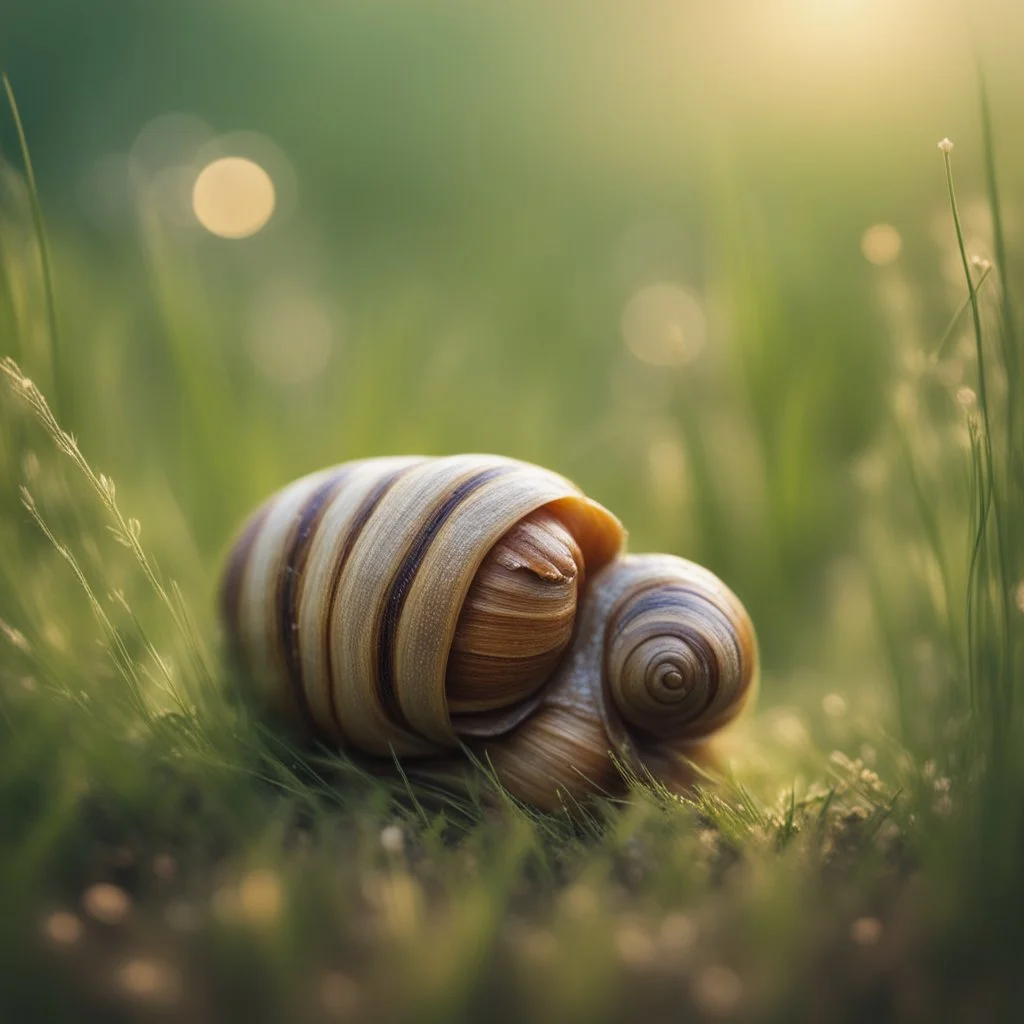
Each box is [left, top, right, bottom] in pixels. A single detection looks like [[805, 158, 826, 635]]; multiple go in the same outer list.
[[605, 577, 749, 735], [320, 463, 420, 733], [276, 468, 354, 732], [393, 463, 610, 745], [376, 465, 510, 729], [328, 457, 529, 756], [612, 584, 737, 645], [612, 584, 743, 696], [220, 501, 272, 669], [292, 458, 425, 737], [238, 469, 339, 715]]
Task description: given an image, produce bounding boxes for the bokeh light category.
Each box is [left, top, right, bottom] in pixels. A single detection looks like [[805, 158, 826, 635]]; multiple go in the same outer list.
[[621, 283, 706, 367], [849, 917, 884, 946], [130, 113, 214, 178], [147, 164, 201, 227], [78, 153, 133, 227], [646, 431, 688, 514], [822, 693, 848, 718], [192, 157, 276, 239], [693, 964, 744, 1015], [82, 882, 131, 924], [861, 224, 902, 265], [42, 911, 83, 946], [236, 869, 284, 926], [320, 971, 360, 1016], [246, 280, 336, 384], [115, 957, 181, 1005]]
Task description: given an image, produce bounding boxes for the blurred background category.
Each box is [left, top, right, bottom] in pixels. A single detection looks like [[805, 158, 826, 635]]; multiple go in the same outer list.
[[2, 0, 1022, 731]]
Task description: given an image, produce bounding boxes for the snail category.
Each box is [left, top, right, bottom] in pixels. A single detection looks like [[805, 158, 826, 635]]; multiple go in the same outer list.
[[219, 455, 758, 811]]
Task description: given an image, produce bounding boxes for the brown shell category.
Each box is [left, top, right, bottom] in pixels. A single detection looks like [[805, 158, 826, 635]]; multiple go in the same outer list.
[[219, 455, 758, 811]]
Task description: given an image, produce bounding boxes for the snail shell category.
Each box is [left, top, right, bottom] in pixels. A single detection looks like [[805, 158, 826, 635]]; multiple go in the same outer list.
[[220, 455, 758, 810]]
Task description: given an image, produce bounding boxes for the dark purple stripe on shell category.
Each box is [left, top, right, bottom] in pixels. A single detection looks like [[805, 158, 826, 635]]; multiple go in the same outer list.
[[322, 464, 419, 735], [276, 469, 352, 732], [376, 465, 510, 730], [611, 584, 708, 634], [608, 583, 746, 728], [613, 585, 743, 677], [220, 502, 273, 659]]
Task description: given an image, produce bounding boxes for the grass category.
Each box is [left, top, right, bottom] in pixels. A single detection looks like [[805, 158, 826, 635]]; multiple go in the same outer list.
[[1, 79, 1023, 1024]]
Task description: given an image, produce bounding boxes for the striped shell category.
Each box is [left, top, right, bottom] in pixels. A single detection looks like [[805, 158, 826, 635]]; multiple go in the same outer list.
[[220, 455, 758, 810]]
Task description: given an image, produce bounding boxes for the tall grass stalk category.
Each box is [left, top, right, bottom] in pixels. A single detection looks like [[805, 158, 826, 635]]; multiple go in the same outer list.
[[0, 75, 63, 420], [939, 140, 1018, 767], [979, 72, 1021, 496]]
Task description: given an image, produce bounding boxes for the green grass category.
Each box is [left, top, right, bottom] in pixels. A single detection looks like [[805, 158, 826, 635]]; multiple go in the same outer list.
[[1, 75, 1023, 1024]]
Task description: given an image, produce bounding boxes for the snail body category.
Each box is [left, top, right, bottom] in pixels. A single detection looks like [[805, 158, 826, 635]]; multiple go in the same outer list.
[[220, 455, 758, 810]]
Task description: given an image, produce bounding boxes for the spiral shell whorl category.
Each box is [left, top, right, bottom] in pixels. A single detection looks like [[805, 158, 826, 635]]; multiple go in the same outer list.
[[606, 573, 756, 740]]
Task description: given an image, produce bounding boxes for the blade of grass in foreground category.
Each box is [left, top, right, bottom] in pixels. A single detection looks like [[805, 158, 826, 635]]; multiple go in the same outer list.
[[979, 71, 1021, 493], [0, 358, 214, 695], [1, 74, 63, 421], [939, 139, 1015, 759], [978, 73, 1023, 744]]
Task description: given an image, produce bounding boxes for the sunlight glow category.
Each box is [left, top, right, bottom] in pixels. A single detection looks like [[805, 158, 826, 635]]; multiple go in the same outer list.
[[192, 157, 276, 239]]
